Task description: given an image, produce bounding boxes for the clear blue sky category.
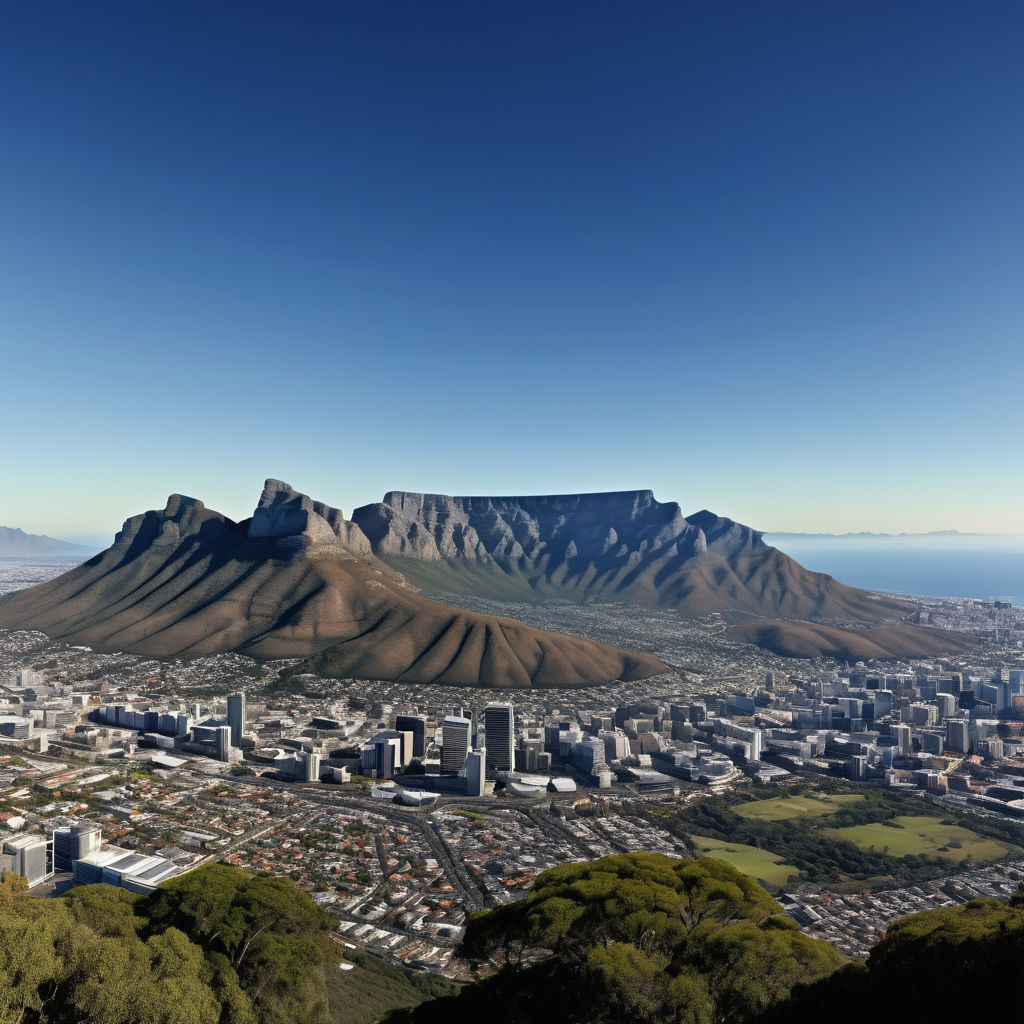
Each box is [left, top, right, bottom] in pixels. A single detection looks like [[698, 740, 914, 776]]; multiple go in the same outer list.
[[2, 1, 1022, 542]]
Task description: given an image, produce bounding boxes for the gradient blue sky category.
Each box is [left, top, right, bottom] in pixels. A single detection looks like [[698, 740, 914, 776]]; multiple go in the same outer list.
[[2, 1, 1022, 543]]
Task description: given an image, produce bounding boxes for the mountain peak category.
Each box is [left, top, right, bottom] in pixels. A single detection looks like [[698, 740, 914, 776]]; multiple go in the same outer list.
[[0, 483, 666, 687], [249, 480, 372, 555], [163, 493, 206, 517]]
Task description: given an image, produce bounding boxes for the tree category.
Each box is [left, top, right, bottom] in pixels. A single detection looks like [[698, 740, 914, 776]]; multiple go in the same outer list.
[[428, 854, 844, 1024]]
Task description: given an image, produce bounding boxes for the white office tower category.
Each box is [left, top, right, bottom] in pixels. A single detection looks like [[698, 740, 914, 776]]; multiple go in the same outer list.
[[227, 692, 246, 747], [300, 750, 321, 782], [0, 834, 50, 887], [483, 703, 515, 778], [463, 748, 486, 796], [441, 716, 471, 774], [214, 725, 231, 762]]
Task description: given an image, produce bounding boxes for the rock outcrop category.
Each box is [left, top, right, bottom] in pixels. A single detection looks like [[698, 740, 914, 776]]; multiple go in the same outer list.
[[0, 482, 666, 688], [351, 490, 910, 621]]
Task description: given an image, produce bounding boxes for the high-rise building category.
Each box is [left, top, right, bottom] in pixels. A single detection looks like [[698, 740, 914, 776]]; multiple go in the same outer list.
[[483, 704, 515, 778], [544, 724, 562, 754], [574, 737, 607, 778], [946, 718, 971, 754], [227, 693, 246, 747], [213, 725, 231, 762], [362, 732, 404, 778], [441, 716, 471, 774], [464, 748, 486, 797], [0, 834, 49, 887], [300, 750, 321, 782], [396, 714, 427, 758], [894, 723, 913, 755], [53, 822, 102, 871]]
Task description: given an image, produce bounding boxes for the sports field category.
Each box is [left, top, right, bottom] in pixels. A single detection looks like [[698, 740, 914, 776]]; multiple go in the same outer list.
[[735, 793, 865, 822], [831, 815, 1015, 862], [689, 835, 800, 885]]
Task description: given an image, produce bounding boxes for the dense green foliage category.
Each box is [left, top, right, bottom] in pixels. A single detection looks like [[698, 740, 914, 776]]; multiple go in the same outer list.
[[758, 889, 1024, 1024], [0, 864, 337, 1024], [325, 950, 460, 1024], [385, 853, 845, 1024], [635, 781, 1022, 886]]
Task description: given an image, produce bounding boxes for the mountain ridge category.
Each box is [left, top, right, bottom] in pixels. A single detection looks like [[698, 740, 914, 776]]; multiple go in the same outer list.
[[350, 490, 911, 622], [0, 481, 666, 688]]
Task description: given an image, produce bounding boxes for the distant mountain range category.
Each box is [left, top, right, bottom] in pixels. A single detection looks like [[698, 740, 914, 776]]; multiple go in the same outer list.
[[0, 481, 665, 688], [0, 526, 88, 557]]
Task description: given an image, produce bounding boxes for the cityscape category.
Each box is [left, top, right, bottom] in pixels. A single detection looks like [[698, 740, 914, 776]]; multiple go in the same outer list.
[[3, 2, 1022, 1022], [3, 584, 1023, 983]]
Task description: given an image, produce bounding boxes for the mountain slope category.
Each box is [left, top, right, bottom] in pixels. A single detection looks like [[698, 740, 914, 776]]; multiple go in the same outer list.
[[351, 491, 911, 621], [0, 526, 87, 556], [0, 481, 665, 688], [726, 620, 978, 661]]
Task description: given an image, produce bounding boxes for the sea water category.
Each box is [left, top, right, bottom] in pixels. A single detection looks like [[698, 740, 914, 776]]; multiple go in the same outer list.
[[763, 534, 1024, 604]]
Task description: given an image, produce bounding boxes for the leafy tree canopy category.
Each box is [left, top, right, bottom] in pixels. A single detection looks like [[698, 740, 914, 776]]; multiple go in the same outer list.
[[391, 854, 844, 1024], [0, 864, 335, 1024]]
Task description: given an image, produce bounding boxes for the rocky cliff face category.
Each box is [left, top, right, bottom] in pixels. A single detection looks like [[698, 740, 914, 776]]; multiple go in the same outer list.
[[0, 481, 665, 688], [352, 490, 907, 622]]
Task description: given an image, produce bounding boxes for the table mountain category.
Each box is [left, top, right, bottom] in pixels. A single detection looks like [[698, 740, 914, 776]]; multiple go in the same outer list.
[[0, 481, 665, 688], [351, 490, 910, 621]]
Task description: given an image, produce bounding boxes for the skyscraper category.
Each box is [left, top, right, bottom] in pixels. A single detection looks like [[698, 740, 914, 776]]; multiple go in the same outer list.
[[483, 703, 515, 778], [396, 714, 427, 758], [214, 725, 231, 762], [441, 715, 471, 774], [300, 750, 321, 783], [227, 692, 246, 748], [463, 748, 486, 797]]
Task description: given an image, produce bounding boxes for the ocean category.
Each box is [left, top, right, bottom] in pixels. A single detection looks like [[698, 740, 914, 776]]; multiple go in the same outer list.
[[763, 534, 1024, 605]]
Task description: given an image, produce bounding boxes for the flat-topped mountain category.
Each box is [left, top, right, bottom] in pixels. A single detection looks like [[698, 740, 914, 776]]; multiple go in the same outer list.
[[0, 481, 665, 688], [0, 526, 88, 557], [351, 490, 911, 622]]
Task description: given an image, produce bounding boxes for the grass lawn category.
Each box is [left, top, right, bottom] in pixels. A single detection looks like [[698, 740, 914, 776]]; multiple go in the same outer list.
[[689, 835, 800, 885], [735, 793, 865, 822], [831, 815, 1015, 863]]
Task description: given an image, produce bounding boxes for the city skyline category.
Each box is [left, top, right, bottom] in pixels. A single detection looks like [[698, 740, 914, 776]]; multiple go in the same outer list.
[[3, 2, 1022, 537]]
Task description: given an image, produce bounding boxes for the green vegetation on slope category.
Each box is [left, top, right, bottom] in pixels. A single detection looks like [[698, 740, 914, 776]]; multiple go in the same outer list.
[[325, 950, 460, 1024], [384, 853, 845, 1024], [0, 863, 338, 1024], [759, 890, 1024, 1024]]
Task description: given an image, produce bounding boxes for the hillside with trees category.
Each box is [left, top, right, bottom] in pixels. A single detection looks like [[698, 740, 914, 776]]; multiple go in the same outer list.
[[0, 863, 337, 1024], [383, 853, 845, 1024], [4, 853, 1024, 1024]]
